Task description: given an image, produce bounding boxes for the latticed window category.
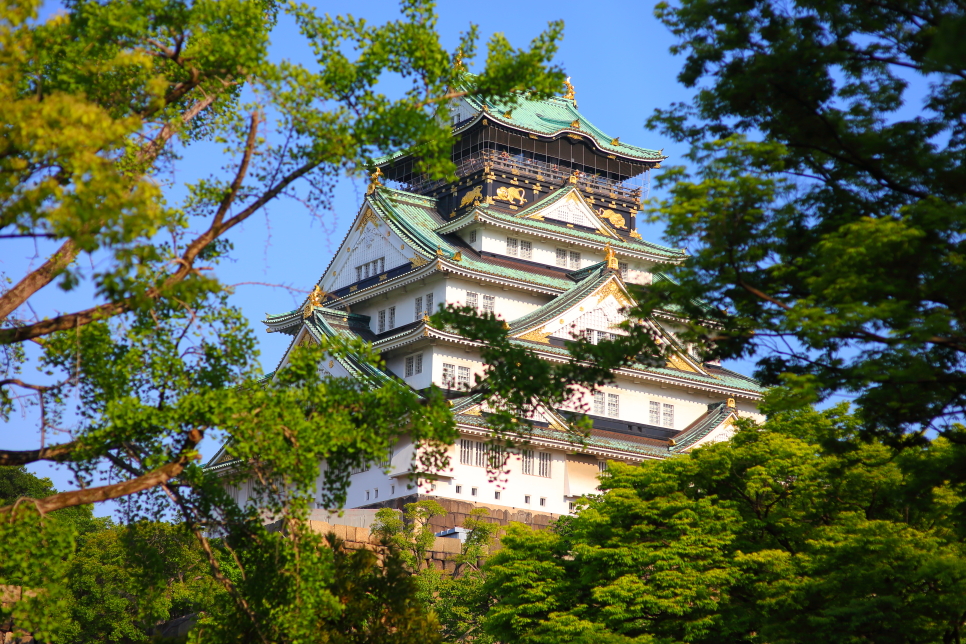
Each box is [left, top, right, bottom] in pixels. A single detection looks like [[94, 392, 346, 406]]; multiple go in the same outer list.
[[378, 310, 386, 334], [443, 363, 456, 385], [569, 251, 581, 269], [426, 293, 434, 314], [469, 230, 477, 244], [520, 240, 532, 260], [474, 441, 488, 467], [521, 450, 534, 475], [458, 365, 471, 386], [649, 401, 661, 425], [593, 391, 605, 414], [356, 266, 363, 281], [380, 445, 393, 469], [607, 393, 619, 418], [619, 261, 629, 279], [415, 296, 423, 320], [460, 440, 474, 465], [556, 248, 568, 267], [506, 237, 518, 256], [405, 353, 422, 377], [663, 403, 674, 428], [466, 291, 478, 310], [538, 452, 552, 478], [482, 294, 495, 314], [388, 306, 395, 328], [598, 460, 608, 472]]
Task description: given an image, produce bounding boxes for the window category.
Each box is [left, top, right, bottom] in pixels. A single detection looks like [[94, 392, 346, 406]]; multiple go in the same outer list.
[[598, 461, 608, 472], [482, 294, 495, 314], [556, 248, 568, 267], [391, 485, 395, 495], [405, 353, 422, 377], [520, 240, 532, 260], [426, 293, 434, 314], [569, 251, 581, 269], [466, 291, 478, 310], [443, 363, 456, 386], [569, 501, 575, 512], [452, 112, 460, 125], [607, 393, 620, 418], [619, 261, 629, 279], [469, 230, 477, 244], [522, 450, 534, 475], [366, 490, 370, 501], [506, 237, 519, 256], [539, 497, 547, 507], [593, 391, 605, 414], [649, 401, 661, 425], [354, 257, 385, 282], [471, 487, 478, 497], [415, 296, 423, 320], [458, 365, 471, 386], [378, 310, 386, 334], [455, 484, 462, 494], [538, 452, 552, 478], [380, 445, 393, 469], [375, 488, 379, 499], [388, 306, 396, 328], [495, 491, 501, 500], [460, 439, 473, 465], [663, 403, 674, 428], [524, 494, 531, 504]]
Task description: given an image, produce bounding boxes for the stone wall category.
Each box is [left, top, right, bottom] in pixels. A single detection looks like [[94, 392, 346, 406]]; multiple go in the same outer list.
[[1, 585, 32, 643], [358, 493, 564, 533]]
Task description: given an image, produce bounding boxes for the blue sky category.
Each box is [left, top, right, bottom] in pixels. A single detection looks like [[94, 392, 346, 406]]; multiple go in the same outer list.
[[5, 0, 735, 514]]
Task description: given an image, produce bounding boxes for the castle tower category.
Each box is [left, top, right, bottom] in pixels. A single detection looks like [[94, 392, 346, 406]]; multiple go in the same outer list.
[[207, 79, 763, 526]]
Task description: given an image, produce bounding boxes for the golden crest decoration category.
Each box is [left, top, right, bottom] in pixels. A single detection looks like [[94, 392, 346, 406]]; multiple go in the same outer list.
[[494, 186, 527, 205], [597, 207, 626, 228]]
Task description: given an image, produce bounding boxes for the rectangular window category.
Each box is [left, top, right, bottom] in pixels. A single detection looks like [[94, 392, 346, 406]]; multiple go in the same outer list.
[[593, 391, 605, 415], [482, 294, 495, 314], [506, 237, 518, 256], [414, 353, 423, 375], [471, 487, 478, 497], [366, 490, 370, 501], [556, 248, 568, 267], [375, 488, 379, 499], [455, 484, 462, 494], [460, 439, 473, 465], [663, 403, 674, 428], [569, 251, 581, 269], [405, 356, 415, 377], [415, 296, 423, 320], [524, 494, 531, 504], [539, 497, 547, 507], [356, 266, 363, 281], [619, 261, 629, 279], [495, 491, 501, 500], [443, 363, 456, 386], [522, 449, 534, 475], [426, 293, 434, 314], [649, 401, 661, 425], [466, 291, 478, 310], [457, 365, 471, 386], [598, 461, 608, 472], [378, 310, 386, 334], [474, 441, 488, 468], [520, 240, 532, 260], [607, 393, 619, 418], [538, 452, 552, 478], [569, 501, 575, 512], [364, 262, 371, 279], [388, 306, 395, 328], [380, 445, 393, 469], [378, 257, 385, 273], [469, 230, 477, 244], [391, 485, 395, 494]]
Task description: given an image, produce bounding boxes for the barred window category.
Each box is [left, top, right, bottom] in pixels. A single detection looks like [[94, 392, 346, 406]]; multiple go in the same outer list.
[[378, 310, 386, 334], [663, 403, 674, 428], [569, 251, 581, 269], [598, 460, 608, 472], [607, 393, 620, 418], [380, 445, 393, 469], [442, 363, 456, 386], [405, 356, 414, 377], [457, 365, 471, 386], [460, 439, 473, 465], [506, 237, 519, 256], [405, 354, 422, 377], [364, 262, 371, 279], [520, 240, 532, 260], [556, 248, 568, 267], [619, 261, 629, 279], [649, 401, 661, 425], [593, 391, 605, 414], [521, 449, 534, 475], [356, 266, 363, 281], [466, 291, 478, 310], [482, 294, 495, 314], [474, 441, 488, 467], [426, 293, 434, 314], [354, 257, 385, 283], [415, 296, 423, 320], [538, 452, 552, 478], [415, 353, 423, 375], [469, 230, 477, 244], [388, 306, 396, 328]]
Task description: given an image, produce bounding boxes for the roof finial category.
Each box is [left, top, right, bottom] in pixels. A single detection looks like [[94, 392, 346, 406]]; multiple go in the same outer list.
[[304, 285, 326, 318], [563, 76, 575, 100], [605, 243, 619, 270], [366, 167, 383, 195], [454, 47, 466, 73]]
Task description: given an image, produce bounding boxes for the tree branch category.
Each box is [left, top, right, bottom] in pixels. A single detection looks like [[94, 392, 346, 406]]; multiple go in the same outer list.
[[0, 239, 78, 323]]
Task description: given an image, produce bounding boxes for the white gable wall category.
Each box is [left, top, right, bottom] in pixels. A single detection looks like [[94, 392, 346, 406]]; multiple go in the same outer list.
[[322, 217, 420, 292]]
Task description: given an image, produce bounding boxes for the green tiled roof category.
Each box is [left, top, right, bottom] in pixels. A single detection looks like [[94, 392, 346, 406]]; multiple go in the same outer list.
[[671, 402, 735, 452], [508, 264, 614, 333]]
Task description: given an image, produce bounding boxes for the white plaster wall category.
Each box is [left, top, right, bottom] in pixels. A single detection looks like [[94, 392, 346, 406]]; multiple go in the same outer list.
[[431, 344, 484, 390], [352, 276, 443, 334], [323, 220, 417, 292], [444, 276, 548, 322], [384, 347, 433, 390], [479, 227, 608, 271]]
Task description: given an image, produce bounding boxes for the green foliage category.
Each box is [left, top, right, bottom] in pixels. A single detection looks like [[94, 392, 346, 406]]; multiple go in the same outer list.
[[483, 405, 966, 643], [640, 0, 966, 440], [374, 500, 447, 572]]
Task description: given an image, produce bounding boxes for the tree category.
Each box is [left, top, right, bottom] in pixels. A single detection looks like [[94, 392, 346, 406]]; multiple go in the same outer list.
[[638, 0, 966, 442], [0, 0, 567, 639], [482, 404, 966, 644]]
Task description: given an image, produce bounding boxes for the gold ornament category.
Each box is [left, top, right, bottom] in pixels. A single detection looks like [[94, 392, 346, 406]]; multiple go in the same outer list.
[[366, 167, 383, 195], [409, 255, 429, 268], [727, 397, 736, 408], [563, 76, 575, 100], [597, 207, 626, 228], [303, 285, 326, 318], [494, 186, 527, 205], [570, 119, 580, 129], [453, 47, 465, 72], [459, 185, 483, 208], [604, 243, 619, 270]]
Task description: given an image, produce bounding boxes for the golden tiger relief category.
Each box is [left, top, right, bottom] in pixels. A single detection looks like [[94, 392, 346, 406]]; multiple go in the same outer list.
[[597, 207, 626, 229], [459, 185, 483, 208], [495, 186, 528, 205]]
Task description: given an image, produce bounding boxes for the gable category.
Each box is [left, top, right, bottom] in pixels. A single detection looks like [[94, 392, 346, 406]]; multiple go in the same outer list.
[[278, 327, 354, 379], [512, 276, 632, 343], [322, 205, 422, 292], [524, 190, 620, 239]]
